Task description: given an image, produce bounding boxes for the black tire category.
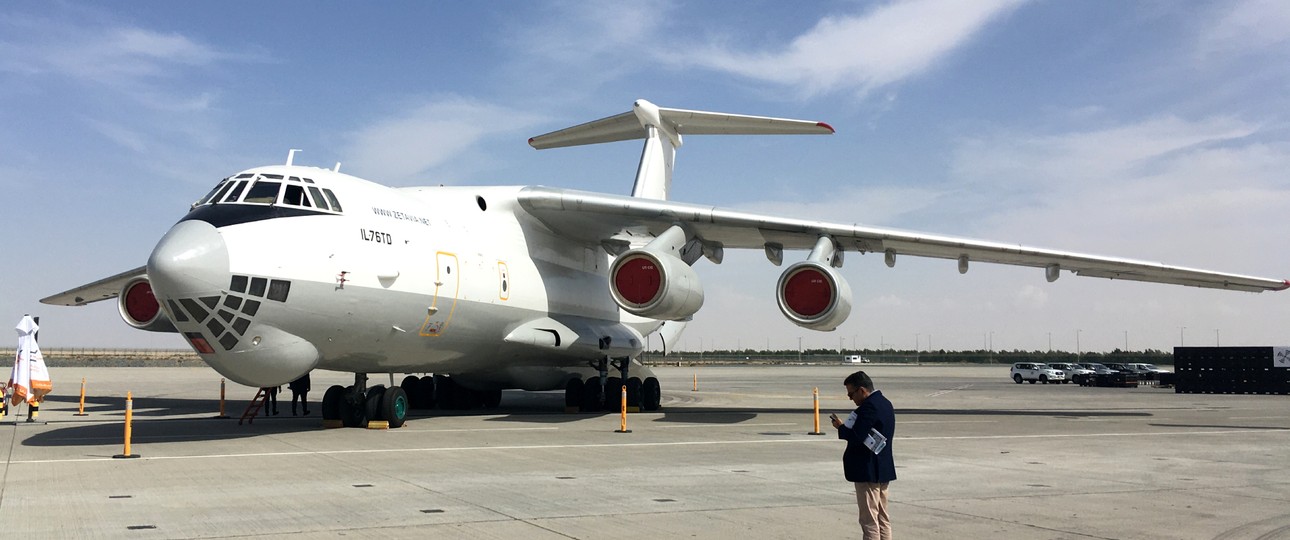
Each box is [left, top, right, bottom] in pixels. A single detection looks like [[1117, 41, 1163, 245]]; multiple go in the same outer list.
[[604, 377, 622, 411], [1013, 374, 1022, 384], [1040, 376, 1048, 384], [434, 374, 454, 410], [581, 377, 604, 412], [322, 385, 345, 420], [643, 377, 661, 411], [626, 377, 643, 409], [400, 376, 420, 409], [418, 375, 437, 409], [340, 387, 366, 428], [381, 386, 409, 428], [365, 385, 386, 421], [565, 378, 584, 409]]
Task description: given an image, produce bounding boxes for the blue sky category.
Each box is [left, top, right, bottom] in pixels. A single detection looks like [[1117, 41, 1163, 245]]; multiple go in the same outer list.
[[3, 1, 1289, 353]]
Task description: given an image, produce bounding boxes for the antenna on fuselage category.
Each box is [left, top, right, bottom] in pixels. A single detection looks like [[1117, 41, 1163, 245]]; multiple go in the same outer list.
[[286, 149, 302, 166], [333, 162, 342, 172]]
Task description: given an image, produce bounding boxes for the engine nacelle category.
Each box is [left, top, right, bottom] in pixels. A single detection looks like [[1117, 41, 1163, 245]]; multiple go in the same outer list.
[[776, 261, 852, 331], [610, 247, 704, 320], [118, 277, 177, 332]]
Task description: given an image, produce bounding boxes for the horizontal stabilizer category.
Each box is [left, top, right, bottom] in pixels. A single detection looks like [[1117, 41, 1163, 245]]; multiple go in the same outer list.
[[529, 100, 834, 150]]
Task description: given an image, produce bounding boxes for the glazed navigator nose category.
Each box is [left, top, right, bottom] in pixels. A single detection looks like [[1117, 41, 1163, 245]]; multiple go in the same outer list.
[[147, 220, 230, 300]]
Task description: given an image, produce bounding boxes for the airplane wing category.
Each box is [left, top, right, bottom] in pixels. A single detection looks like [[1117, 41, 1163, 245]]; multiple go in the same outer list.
[[40, 266, 146, 306], [516, 187, 1288, 293]]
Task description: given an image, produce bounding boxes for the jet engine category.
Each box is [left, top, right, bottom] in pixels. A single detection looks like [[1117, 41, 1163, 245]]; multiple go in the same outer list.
[[609, 226, 704, 320], [775, 237, 852, 331], [118, 277, 177, 332]]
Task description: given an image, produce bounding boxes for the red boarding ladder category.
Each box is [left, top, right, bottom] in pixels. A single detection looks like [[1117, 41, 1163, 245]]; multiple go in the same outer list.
[[239, 388, 268, 425]]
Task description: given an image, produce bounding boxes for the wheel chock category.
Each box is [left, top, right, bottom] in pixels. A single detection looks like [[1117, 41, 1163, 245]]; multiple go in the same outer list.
[[627, 406, 640, 413], [366, 420, 390, 430], [322, 419, 343, 429]]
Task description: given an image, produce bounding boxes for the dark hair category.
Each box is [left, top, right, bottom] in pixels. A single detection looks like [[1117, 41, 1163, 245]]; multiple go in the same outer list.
[[844, 371, 873, 391]]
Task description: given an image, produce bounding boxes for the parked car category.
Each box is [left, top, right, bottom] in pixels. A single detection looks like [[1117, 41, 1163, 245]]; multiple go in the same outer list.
[[1138, 363, 1171, 374], [1078, 362, 1118, 375], [843, 355, 870, 364], [1048, 362, 1094, 384], [1010, 362, 1066, 384]]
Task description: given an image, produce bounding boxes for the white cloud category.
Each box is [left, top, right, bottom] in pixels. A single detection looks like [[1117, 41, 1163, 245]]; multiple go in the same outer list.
[[684, 0, 1028, 97], [1199, 0, 1290, 58], [342, 96, 545, 183]]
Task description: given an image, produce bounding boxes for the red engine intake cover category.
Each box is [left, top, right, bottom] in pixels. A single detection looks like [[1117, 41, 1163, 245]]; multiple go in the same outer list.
[[614, 254, 663, 306], [123, 279, 161, 325], [782, 266, 833, 318]]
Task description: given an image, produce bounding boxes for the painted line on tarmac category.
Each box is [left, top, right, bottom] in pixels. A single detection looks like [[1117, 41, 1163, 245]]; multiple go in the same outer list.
[[927, 384, 973, 397], [901, 420, 996, 424], [8, 427, 1290, 465], [655, 422, 799, 429]]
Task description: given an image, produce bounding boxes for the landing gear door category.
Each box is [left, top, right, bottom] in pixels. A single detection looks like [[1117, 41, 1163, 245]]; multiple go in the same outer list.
[[420, 252, 459, 337]]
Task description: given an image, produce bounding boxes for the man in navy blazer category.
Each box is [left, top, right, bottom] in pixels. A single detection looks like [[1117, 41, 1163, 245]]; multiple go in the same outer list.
[[831, 370, 895, 539]]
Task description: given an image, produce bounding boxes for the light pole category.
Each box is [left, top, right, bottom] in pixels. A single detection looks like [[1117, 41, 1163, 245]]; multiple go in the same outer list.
[[915, 333, 920, 352], [1215, 329, 1220, 347], [1046, 332, 1051, 353], [797, 336, 802, 363], [1076, 329, 1082, 357], [1124, 330, 1129, 351], [1180, 326, 1186, 347], [839, 336, 844, 354]]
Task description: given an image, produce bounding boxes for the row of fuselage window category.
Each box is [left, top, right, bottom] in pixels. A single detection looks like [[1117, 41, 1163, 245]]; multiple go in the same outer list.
[[197, 173, 344, 213]]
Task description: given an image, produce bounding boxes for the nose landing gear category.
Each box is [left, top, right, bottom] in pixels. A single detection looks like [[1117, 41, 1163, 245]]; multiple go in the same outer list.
[[321, 373, 409, 428]]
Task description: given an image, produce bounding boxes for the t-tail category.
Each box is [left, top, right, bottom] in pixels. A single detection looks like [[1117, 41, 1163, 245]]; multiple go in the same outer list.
[[528, 99, 834, 200]]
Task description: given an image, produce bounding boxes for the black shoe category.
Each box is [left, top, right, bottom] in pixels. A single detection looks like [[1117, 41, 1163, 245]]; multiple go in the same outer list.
[[303, 410, 310, 415]]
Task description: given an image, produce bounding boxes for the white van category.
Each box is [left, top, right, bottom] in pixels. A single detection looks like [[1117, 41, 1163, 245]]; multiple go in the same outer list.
[[844, 355, 869, 364]]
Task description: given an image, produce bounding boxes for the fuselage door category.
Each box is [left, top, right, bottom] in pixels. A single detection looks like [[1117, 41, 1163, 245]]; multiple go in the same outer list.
[[420, 251, 459, 336]]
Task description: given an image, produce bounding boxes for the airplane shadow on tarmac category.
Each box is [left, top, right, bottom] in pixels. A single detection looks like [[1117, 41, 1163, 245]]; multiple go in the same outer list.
[[15, 392, 1156, 448]]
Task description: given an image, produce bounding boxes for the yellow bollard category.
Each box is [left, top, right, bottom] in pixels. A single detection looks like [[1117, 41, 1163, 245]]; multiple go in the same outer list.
[[214, 378, 230, 419], [692, 373, 698, 392], [113, 391, 140, 459], [808, 387, 825, 435], [74, 377, 88, 416], [615, 385, 632, 434]]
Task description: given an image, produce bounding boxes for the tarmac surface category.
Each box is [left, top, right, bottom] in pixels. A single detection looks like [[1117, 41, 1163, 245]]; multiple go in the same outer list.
[[1, 364, 1288, 539]]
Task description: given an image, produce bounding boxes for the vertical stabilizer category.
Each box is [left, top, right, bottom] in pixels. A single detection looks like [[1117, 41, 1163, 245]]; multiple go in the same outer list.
[[527, 99, 834, 202]]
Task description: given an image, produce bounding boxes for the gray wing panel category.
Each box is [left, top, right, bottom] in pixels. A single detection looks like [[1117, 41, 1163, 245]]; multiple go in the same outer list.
[[40, 266, 146, 306], [516, 187, 1288, 293]]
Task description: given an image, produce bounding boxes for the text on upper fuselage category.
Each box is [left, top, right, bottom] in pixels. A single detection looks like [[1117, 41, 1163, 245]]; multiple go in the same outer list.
[[371, 207, 430, 226], [360, 228, 393, 244]]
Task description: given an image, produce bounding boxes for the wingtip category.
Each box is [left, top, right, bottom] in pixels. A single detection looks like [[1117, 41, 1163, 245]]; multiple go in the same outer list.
[[1278, 280, 1290, 291], [817, 121, 835, 134]]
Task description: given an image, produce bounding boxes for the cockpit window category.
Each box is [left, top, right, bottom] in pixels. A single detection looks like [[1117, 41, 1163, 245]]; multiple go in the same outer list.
[[322, 188, 343, 212], [197, 178, 230, 206], [243, 181, 282, 204], [197, 173, 344, 214], [282, 184, 311, 207], [222, 180, 249, 202], [307, 186, 330, 211]]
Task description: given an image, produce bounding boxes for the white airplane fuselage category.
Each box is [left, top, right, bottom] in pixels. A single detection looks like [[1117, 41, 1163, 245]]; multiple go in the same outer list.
[[149, 165, 655, 390]]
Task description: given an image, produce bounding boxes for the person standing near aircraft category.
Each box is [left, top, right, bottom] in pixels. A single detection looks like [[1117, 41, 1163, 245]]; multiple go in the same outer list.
[[262, 385, 279, 416], [288, 373, 310, 416], [831, 371, 896, 539]]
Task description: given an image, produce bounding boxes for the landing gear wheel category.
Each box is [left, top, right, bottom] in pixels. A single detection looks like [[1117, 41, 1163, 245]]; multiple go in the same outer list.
[[581, 377, 604, 412], [1013, 374, 1022, 384], [400, 376, 421, 409], [565, 378, 584, 409], [339, 386, 366, 428], [626, 377, 643, 409], [604, 377, 622, 411], [322, 385, 345, 420], [418, 375, 437, 409], [380, 386, 409, 428], [365, 385, 386, 421], [642, 377, 662, 411], [434, 374, 456, 410]]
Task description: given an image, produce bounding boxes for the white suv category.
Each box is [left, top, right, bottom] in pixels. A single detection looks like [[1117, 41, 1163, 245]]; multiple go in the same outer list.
[[1046, 362, 1092, 384], [1010, 362, 1066, 384]]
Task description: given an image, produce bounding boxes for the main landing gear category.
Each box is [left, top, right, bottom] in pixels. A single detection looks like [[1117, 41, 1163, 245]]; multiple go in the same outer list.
[[563, 357, 662, 413], [320, 373, 410, 428]]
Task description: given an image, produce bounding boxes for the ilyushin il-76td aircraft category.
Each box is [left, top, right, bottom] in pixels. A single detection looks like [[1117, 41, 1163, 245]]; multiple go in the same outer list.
[[43, 100, 1287, 428]]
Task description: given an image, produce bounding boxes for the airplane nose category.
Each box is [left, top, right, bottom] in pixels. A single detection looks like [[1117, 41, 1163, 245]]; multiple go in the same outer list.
[[147, 220, 230, 299]]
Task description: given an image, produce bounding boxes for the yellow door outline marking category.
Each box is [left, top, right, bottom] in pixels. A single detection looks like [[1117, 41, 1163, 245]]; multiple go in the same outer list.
[[420, 251, 459, 337], [498, 261, 510, 301]]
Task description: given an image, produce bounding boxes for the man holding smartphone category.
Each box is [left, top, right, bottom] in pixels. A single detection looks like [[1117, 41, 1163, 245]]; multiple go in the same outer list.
[[831, 371, 896, 539]]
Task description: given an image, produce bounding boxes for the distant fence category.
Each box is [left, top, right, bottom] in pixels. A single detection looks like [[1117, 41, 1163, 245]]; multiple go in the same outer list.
[[41, 348, 200, 361]]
